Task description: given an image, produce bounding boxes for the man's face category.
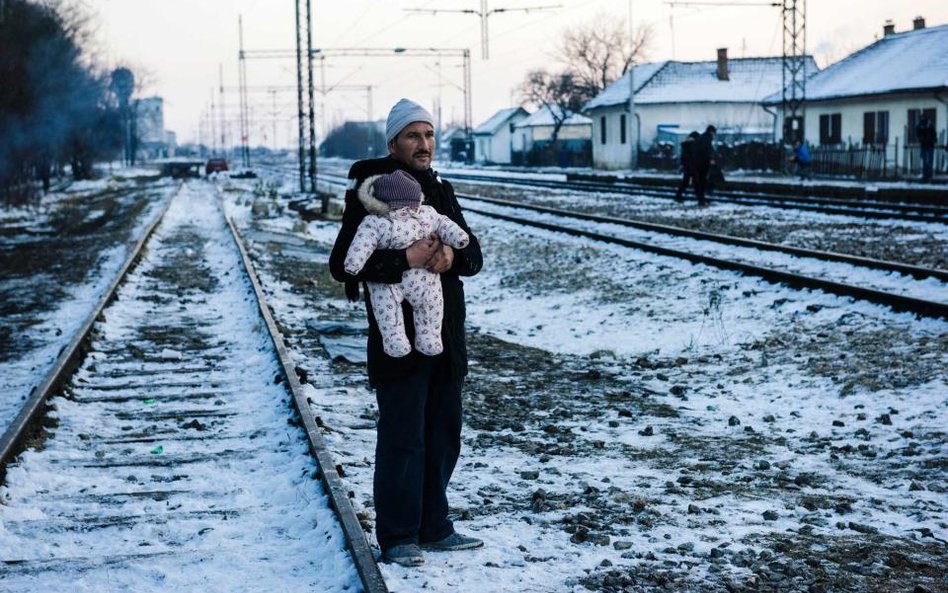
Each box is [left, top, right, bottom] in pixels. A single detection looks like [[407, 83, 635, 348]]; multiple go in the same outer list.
[[388, 122, 435, 170]]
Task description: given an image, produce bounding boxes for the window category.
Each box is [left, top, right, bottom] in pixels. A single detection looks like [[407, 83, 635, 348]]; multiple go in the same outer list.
[[907, 108, 937, 144], [620, 114, 627, 144], [862, 111, 889, 145], [819, 113, 842, 145], [783, 116, 804, 144], [600, 116, 607, 144]]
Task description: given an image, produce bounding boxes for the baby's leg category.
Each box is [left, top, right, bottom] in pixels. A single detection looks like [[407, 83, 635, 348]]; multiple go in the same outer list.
[[402, 269, 444, 356], [368, 282, 411, 357]]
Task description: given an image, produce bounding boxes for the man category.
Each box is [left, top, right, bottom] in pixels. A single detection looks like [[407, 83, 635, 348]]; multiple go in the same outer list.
[[692, 125, 716, 206], [674, 131, 700, 202], [915, 115, 936, 182], [329, 98, 484, 567]]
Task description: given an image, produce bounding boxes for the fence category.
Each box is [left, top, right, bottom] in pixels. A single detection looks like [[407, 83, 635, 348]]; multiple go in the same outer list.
[[639, 137, 947, 180], [902, 144, 948, 177], [638, 141, 784, 172], [513, 140, 592, 168], [811, 144, 890, 179]]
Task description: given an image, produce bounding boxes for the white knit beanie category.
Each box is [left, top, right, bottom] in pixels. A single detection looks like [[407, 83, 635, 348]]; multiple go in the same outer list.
[[385, 98, 435, 143]]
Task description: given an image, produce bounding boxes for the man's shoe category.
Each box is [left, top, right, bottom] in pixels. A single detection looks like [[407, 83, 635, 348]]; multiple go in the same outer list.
[[421, 532, 484, 551], [383, 543, 425, 566]]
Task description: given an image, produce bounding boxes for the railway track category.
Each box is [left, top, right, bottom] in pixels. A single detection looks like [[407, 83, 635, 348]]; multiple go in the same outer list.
[[304, 169, 945, 316], [458, 195, 948, 319], [0, 181, 385, 592], [446, 171, 947, 223]]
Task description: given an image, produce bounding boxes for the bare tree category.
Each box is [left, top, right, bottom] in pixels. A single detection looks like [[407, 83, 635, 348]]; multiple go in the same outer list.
[[518, 69, 583, 152], [557, 13, 652, 101]]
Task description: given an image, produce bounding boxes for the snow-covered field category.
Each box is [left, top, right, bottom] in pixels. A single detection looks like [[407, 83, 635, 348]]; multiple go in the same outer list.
[[220, 168, 947, 592], [1, 167, 945, 592]]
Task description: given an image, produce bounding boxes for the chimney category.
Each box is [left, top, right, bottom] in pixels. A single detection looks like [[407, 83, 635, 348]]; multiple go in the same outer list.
[[883, 20, 895, 36], [716, 48, 729, 81], [913, 16, 926, 30]]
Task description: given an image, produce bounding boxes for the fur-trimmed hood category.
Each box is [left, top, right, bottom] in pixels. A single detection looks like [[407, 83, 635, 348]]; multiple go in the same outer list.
[[356, 174, 392, 216]]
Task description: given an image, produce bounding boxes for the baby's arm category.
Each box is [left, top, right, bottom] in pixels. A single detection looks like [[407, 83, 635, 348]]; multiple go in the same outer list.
[[432, 214, 469, 249], [344, 217, 384, 275]]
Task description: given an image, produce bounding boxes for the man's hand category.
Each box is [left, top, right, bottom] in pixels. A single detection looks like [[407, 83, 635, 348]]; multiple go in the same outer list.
[[425, 243, 454, 274], [406, 235, 440, 268]]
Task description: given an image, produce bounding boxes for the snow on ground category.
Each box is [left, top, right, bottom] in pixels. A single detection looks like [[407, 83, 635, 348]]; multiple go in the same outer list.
[[0, 178, 175, 432], [223, 171, 947, 592], [2, 168, 944, 592], [0, 181, 360, 592]]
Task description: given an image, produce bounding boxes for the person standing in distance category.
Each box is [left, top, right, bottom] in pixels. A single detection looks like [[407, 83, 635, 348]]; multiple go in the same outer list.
[[692, 125, 716, 207], [674, 131, 700, 202], [329, 98, 484, 567], [915, 115, 937, 182]]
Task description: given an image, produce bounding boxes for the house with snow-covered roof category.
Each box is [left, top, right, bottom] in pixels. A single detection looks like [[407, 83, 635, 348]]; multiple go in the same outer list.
[[763, 17, 947, 175], [512, 106, 592, 166], [583, 50, 816, 169], [473, 107, 529, 165]]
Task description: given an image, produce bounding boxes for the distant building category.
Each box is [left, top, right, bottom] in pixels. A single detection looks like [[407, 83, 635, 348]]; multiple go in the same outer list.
[[762, 17, 947, 175], [584, 50, 817, 169], [135, 97, 170, 161], [437, 127, 469, 162], [320, 120, 385, 159], [512, 106, 592, 167], [472, 107, 530, 165]]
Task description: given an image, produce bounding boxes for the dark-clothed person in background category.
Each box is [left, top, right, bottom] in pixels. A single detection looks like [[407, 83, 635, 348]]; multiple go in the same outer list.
[[329, 98, 484, 568], [915, 116, 937, 182], [674, 131, 701, 202], [692, 125, 716, 207]]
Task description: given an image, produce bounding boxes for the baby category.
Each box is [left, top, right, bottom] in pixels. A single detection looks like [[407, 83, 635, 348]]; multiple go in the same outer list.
[[344, 170, 469, 358]]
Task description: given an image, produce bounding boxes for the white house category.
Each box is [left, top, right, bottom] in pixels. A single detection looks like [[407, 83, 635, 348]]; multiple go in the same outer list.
[[584, 50, 817, 169], [763, 17, 947, 173], [472, 107, 529, 164], [512, 106, 592, 166]]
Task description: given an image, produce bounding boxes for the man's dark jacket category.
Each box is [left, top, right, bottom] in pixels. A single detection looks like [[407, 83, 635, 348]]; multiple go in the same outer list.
[[916, 119, 936, 150], [329, 156, 483, 387], [693, 131, 715, 168]]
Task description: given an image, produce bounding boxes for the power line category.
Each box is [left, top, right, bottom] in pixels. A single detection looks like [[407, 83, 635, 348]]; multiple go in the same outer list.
[[405, 1, 561, 59]]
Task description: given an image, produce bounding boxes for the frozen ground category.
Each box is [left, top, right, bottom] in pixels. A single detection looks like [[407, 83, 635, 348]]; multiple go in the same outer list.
[[220, 170, 947, 593], [0, 177, 175, 431], [1, 169, 944, 592]]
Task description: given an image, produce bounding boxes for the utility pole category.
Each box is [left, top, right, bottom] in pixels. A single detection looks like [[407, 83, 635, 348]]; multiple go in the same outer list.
[[305, 0, 317, 193], [210, 90, 218, 156], [269, 89, 279, 150], [405, 2, 560, 59], [238, 16, 251, 169], [294, 0, 305, 192], [782, 0, 806, 144], [628, 0, 637, 169], [219, 64, 227, 161]]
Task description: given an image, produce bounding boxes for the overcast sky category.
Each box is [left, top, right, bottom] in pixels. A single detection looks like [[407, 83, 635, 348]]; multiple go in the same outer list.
[[87, 0, 948, 147]]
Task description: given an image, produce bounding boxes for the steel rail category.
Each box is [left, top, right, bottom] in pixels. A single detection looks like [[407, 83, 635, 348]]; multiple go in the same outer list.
[[462, 202, 948, 320], [458, 193, 948, 283], [224, 215, 389, 593], [448, 172, 947, 222], [0, 191, 175, 476]]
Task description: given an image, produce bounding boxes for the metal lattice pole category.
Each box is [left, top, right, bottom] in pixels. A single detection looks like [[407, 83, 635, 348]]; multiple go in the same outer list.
[[305, 0, 317, 193], [238, 16, 251, 168], [781, 0, 806, 144], [294, 0, 306, 192]]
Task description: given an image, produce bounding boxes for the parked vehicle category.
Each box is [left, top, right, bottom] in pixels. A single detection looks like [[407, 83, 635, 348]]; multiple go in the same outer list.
[[205, 158, 229, 175]]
